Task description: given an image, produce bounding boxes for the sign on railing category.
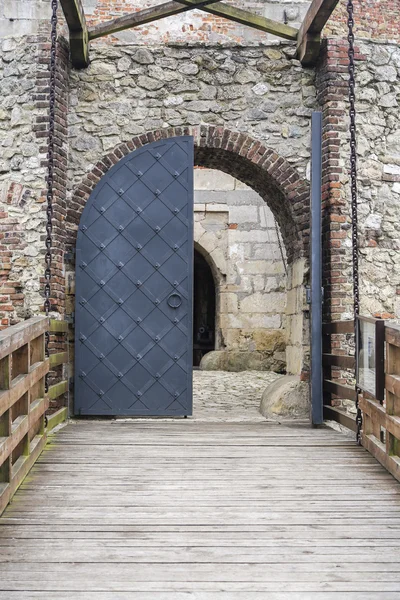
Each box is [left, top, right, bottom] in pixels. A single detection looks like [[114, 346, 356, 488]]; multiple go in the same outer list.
[[323, 317, 400, 483], [356, 316, 385, 402], [361, 324, 400, 482]]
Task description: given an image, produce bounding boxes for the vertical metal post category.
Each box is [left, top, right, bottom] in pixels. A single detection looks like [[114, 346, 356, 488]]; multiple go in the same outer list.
[[311, 111, 323, 425]]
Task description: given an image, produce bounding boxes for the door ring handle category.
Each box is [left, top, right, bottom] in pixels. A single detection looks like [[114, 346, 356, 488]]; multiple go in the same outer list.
[[168, 293, 182, 308]]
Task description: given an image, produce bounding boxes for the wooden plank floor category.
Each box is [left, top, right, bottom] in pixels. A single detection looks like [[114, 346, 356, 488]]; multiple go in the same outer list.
[[1, 419, 400, 598]]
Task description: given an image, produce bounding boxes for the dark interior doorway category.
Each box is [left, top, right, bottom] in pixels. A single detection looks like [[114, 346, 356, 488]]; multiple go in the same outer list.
[[193, 250, 216, 366]]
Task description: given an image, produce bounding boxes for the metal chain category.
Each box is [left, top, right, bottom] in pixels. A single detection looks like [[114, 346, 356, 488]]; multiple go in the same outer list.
[[45, 0, 58, 392], [347, 0, 362, 444]]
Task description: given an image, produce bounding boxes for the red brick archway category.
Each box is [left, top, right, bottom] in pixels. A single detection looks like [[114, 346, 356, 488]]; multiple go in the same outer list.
[[66, 125, 310, 263]]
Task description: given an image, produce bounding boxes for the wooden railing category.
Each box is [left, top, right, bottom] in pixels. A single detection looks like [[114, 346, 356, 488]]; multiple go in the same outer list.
[[323, 319, 400, 483], [0, 316, 69, 515], [361, 324, 400, 482], [322, 319, 357, 432]]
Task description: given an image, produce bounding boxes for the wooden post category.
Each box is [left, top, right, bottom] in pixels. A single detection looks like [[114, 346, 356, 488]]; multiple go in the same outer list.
[[297, 0, 340, 65], [60, 0, 89, 68]]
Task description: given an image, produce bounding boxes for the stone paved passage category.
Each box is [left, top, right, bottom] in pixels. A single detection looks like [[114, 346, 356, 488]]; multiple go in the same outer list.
[[193, 369, 281, 422], [1, 373, 400, 599]]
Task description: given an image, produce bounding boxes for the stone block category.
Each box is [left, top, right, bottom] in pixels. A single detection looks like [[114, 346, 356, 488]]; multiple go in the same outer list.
[[205, 203, 229, 213], [239, 292, 286, 313], [200, 349, 285, 373], [220, 292, 239, 313], [194, 221, 206, 242], [229, 230, 270, 243], [229, 205, 258, 223], [4, 0, 47, 19], [194, 169, 235, 191], [285, 345, 303, 375], [253, 275, 265, 292], [259, 205, 276, 228], [210, 247, 227, 276], [286, 313, 303, 347], [221, 313, 281, 329], [196, 231, 218, 255], [260, 375, 310, 420], [288, 258, 307, 289], [286, 286, 302, 315]]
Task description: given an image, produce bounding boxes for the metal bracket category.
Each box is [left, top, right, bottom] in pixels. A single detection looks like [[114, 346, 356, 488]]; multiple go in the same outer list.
[[306, 286, 324, 305], [65, 312, 75, 325], [64, 249, 76, 264]]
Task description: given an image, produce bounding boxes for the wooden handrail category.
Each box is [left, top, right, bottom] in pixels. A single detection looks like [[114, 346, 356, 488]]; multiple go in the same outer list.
[[0, 317, 49, 515], [323, 317, 400, 483]]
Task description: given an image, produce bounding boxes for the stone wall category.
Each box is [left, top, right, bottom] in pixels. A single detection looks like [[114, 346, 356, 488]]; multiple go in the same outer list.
[[66, 43, 314, 188], [0, 33, 47, 326], [0, 32, 69, 328], [194, 168, 287, 370], [317, 38, 400, 324], [356, 41, 400, 320]]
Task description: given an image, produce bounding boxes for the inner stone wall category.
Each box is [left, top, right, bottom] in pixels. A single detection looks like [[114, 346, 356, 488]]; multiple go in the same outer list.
[[194, 168, 287, 371]]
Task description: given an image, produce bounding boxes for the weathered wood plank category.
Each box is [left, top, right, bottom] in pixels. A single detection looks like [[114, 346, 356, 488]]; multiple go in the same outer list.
[[2, 418, 400, 595], [50, 352, 68, 368], [0, 317, 48, 362], [89, 0, 218, 40], [324, 405, 357, 432], [322, 353, 355, 369], [49, 319, 69, 333], [386, 325, 400, 348], [48, 380, 68, 401], [177, 0, 298, 39], [0, 433, 46, 516], [322, 320, 354, 335], [297, 0, 340, 65], [0, 360, 49, 418], [47, 407, 68, 432], [60, 0, 89, 68], [323, 379, 357, 402], [89, 0, 298, 41]]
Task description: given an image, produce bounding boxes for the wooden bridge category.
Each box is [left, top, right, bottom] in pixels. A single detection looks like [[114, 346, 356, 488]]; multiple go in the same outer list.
[[1, 317, 400, 597]]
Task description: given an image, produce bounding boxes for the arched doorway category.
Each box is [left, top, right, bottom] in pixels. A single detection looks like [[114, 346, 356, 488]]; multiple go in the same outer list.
[[193, 249, 216, 367], [67, 126, 310, 381]]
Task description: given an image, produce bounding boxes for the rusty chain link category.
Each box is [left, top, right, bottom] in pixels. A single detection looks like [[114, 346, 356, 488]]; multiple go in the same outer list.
[[347, 0, 362, 444], [45, 0, 58, 393]]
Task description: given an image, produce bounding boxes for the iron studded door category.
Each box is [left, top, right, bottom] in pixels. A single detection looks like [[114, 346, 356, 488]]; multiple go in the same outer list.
[[75, 137, 194, 416]]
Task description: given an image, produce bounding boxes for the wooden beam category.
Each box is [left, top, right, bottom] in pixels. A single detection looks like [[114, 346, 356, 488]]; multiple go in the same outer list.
[[89, 0, 219, 40], [60, 0, 89, 68], [49, 320, 69, 333], [297, 0, 340, 66], [177, 0, 298, 40], [89, 0, 298, 41]]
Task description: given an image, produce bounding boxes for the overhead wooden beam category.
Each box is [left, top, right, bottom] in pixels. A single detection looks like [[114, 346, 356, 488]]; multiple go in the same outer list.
[[89, 0, 218, 40], [60, 0, 89, 68], [89, 0, 298, 42], [176, 0, 298, 40], [297, 0, 340, 66]]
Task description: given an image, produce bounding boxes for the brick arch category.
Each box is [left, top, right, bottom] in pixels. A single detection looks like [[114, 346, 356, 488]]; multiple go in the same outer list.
[[67, 125, 310, 262]]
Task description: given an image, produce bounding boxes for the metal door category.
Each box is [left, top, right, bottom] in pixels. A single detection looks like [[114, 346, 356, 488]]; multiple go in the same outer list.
[[75, 137, 194, 416]]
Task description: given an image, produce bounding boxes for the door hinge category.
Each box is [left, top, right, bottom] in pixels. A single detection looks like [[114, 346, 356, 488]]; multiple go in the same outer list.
[[64, 249, 75, 264], [69, 376, 74, 391], [306, 287, 324, 304], [66, 312, 75, 325]]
